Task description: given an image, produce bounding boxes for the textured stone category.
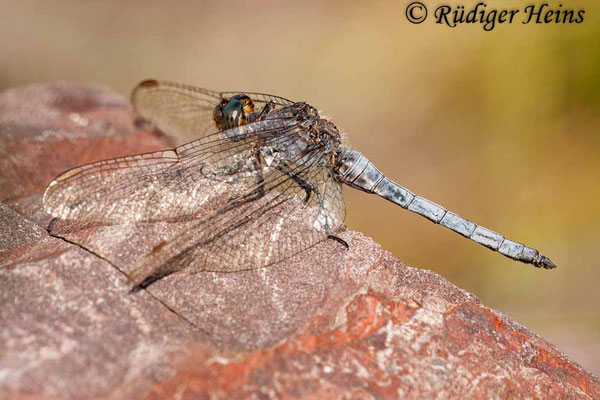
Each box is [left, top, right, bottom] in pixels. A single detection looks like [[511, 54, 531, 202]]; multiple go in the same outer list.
[[1, 83, 598, 400], [0, 82, 168, 207]]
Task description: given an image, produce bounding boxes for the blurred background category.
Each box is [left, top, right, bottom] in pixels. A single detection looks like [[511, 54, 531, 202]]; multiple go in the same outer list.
[[1, 0, 598, 374]]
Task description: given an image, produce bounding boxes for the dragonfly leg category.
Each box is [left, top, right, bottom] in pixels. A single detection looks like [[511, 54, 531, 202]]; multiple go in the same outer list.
[[274, 163, 317, 204], [275, 161, 341, 241], [249, 101, 276, 122], [276, 165, 339, 237], [301, 181, 313, 203], [328, 234, 349, 249]]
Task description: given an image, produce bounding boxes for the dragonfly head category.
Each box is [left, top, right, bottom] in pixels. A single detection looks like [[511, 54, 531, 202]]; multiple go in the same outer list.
[[215, 94, 255, 130]]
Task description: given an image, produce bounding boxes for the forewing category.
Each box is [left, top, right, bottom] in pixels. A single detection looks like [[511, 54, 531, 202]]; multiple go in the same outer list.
[[43, 118, 304, 224], [128, 151, 346, 287], [131, 80, 295, 143], [131, 80, 223, 143], [219, 91, 295, 107]]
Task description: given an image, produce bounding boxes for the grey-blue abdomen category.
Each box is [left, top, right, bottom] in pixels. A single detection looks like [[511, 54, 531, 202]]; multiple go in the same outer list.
[[333, 147, 555, 269]]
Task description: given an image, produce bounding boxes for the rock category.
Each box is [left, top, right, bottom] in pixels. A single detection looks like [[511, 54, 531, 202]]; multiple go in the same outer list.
[[0, 83, 168, 211], [1, 83, 598, 400]]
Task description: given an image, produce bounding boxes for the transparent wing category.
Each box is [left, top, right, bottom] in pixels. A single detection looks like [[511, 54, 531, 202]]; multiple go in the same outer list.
[[129, 149, 346, 288], [43, 118, 305, 223], [219, 91, 294, 107], [131, 80, 295, 143]]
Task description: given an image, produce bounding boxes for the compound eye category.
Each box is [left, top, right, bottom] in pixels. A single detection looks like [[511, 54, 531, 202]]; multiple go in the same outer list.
[[238, 95, 255, 115], [221, 98, 243, 129]]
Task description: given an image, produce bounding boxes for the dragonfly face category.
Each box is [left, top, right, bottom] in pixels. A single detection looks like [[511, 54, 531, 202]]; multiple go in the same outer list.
[[43, 80, 556, 290], [214, 94, 255, 130]]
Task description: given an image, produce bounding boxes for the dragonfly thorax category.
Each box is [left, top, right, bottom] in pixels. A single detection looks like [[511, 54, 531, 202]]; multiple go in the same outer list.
[[309, 117, 341, 155]]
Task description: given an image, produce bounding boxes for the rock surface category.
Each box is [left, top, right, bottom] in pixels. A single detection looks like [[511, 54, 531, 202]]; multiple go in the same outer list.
[[1, 83, 599, 400]]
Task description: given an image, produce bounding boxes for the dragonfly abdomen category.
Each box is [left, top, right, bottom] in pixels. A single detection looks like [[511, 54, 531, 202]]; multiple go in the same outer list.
[[333, 147, 556, 270]]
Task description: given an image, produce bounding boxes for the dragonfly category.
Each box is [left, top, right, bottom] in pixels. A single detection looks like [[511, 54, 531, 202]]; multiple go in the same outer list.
[[43, 80, 556, 290]]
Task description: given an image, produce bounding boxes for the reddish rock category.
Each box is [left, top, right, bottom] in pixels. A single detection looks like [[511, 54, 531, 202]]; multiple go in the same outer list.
[[0, 83, 169, 208], [1, 83, 598, 400]]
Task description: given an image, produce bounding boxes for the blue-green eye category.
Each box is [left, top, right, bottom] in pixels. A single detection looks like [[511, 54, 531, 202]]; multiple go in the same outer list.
[[222, 99, 243, 130]]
